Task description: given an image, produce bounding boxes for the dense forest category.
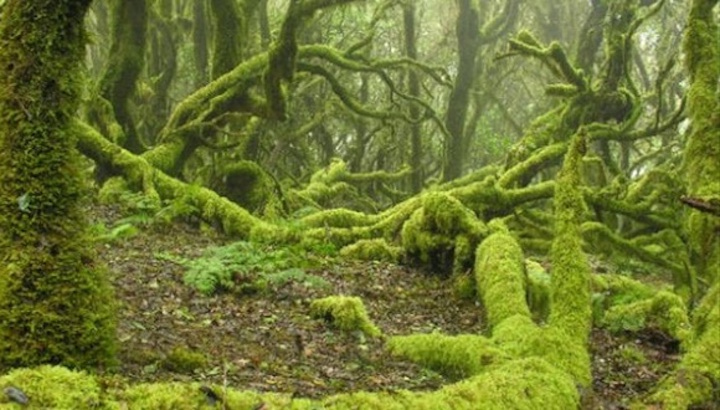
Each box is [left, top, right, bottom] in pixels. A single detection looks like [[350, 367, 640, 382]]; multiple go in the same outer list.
[[0, 0, 718, 408]]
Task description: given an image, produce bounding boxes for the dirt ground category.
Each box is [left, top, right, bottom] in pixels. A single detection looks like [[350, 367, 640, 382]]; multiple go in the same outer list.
[[93, 205, 678, 408]]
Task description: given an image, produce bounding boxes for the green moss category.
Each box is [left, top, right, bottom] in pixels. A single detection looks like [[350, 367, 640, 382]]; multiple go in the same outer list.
[[525, 260, 551, 322], [682, 0, 720, 290], [209, 0, 244, 80], [549, 131, 592, 346], [647, 282, 720, 408], [0, 1, 117, 369], [119, 382, 211, 409], [160, 347, 208, 374], [617, 345, 647, 365], [339, 239, 402, 262], [387, 333, 507, 378], [323, 357, 579, 409], [0, 358, 580, 409], [451, 272, 476, 300], [310, 296, 381, 337], [603, 290, 691, 342], [401, 193, 487, 275], [492, 315, 591, 387], [0, 366, 102, 409], [474, 224, 531, 327], [216, 160, 274, 213], [301, 208, 378, 228]]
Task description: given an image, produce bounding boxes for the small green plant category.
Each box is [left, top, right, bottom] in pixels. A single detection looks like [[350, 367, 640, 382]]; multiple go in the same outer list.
[[616, 344, 647, 365], [161, 241, 330, 295], [92, 222, 140, 243]]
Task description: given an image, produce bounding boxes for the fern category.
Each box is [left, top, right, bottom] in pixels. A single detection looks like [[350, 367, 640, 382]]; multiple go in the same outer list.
[[161, 242, 329, 296]]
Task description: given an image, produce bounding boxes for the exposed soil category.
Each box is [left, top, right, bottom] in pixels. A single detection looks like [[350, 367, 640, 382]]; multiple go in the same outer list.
[[93, 205, 679, 407]]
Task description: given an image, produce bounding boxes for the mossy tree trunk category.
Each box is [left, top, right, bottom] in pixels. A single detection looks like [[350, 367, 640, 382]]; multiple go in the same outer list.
[[210, 0, 243, 80], [647, 2, 720, 405], [403, 2, 424, 193], [143, 2, 179, 144], [442, 0, 521, 182], [441, 0, 479, 183], [0, 0, 116, 369], [682, 0, 720, 291], [98, 0, 148, 154], [192, 1, 210, 87]]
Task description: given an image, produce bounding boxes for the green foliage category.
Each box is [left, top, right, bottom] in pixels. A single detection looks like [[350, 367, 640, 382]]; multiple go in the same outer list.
[[161, 241, 329, 296]]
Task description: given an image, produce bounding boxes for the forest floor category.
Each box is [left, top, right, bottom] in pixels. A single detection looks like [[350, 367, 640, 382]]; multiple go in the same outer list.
[[92, 205, 679, 409]]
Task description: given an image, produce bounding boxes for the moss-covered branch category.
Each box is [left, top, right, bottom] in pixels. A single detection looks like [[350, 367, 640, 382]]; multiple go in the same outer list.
[[548, 130, 592, 382], [75, 120, 271, 239]]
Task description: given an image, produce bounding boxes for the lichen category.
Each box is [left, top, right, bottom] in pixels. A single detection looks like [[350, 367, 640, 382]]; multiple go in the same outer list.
[[310, 296, 381, 337]]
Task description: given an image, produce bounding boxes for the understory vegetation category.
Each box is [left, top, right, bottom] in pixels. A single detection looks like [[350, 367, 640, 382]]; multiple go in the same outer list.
[[0, 0, 719, 409]]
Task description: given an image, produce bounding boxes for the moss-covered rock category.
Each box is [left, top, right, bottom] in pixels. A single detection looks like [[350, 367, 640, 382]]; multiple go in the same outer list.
[[310, 296, 381, 337]]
